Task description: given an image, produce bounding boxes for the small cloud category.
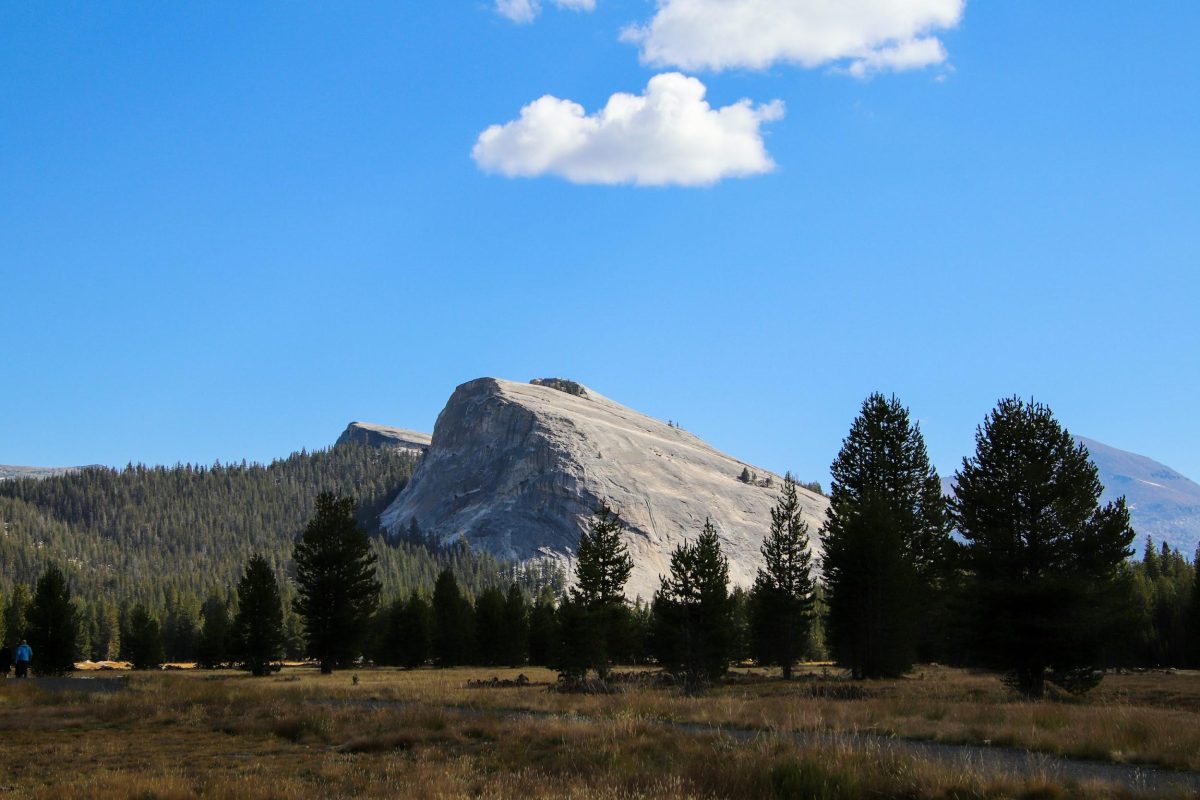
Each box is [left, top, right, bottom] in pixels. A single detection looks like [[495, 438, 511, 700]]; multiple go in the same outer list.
[[473, 73, 784, 187], [622, 0, 964, 77], [494, 0, 596, 25]]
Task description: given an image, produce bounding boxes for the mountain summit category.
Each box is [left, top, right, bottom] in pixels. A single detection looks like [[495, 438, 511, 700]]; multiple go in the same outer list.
[[380, 377, 827, 599]]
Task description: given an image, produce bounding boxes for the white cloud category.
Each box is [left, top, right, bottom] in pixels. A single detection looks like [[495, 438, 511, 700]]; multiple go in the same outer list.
[[473, 73, 784, 186], [622, 0, 964, 76], [495, 0, 596, 25]]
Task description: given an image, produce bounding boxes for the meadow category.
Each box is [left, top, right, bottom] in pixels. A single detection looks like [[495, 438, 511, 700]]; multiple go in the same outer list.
[[1, 664, 1198, 799]]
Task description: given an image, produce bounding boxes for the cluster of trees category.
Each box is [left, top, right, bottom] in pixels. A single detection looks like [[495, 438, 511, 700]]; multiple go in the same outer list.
[[0, 442, 563, 665], [548, 394, 1181, 699], [5, 397, 1197, 697]]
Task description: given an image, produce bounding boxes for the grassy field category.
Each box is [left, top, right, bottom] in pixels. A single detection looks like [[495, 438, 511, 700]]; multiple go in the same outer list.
[[0, 665, 1196, 799]]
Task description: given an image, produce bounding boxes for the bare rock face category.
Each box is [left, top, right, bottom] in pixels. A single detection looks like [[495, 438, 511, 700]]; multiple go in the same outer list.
[[336, 422, 431, 455], [381, 378, 827, 600]]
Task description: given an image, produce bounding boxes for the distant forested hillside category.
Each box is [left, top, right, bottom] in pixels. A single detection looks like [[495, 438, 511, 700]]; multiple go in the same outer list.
[[0, 443, 557, 614]]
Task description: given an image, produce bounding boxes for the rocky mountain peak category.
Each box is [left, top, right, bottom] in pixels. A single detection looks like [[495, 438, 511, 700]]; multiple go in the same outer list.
[[380, 377, 827, 600]]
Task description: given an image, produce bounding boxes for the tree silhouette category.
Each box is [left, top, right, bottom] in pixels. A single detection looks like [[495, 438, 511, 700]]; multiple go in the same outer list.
[[294, 493, 381, 674]]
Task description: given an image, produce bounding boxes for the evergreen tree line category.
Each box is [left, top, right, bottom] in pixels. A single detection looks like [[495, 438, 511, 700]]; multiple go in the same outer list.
[[4, 396, 1196, 692], [542, 394, 1195, 699], [0, 442, 565, 660]]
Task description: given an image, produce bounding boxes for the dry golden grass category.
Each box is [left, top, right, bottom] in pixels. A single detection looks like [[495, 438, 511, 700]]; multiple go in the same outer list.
[[0, 666, 1194, 799], [254, 664, 1200, 773]]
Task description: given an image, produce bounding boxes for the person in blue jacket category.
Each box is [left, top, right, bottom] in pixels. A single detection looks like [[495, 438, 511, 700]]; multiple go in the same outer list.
[[14, 640, 32, 679]]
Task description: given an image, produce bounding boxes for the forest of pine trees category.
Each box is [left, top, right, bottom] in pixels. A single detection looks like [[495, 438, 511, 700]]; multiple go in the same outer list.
[[1, 400, 1198, 686]]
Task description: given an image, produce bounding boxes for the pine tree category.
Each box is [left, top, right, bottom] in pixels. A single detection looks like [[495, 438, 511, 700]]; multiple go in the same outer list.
[[502, 583, 530, 667], [1190, 547, 1200, 668], [89, 599, 120, 661], [1143, 536, 1161, 580], [25, 563, 80, 675], [474, 587, 508, 666], [821, 394, 953, 679], [2, 584, 30, 648], [749, 475, 816, 679], [432, 569, 474, 666], [397, 592, 433, 668], [527, 586, 559, 667], [650, 519, 734, 693], [952, 397, 1135, 698], [124, 604, 165, 669], [196, 594, 232, 668], [564, 502, 633, 680], [232, 555, 285, 676], [293, 493, 381, 674]]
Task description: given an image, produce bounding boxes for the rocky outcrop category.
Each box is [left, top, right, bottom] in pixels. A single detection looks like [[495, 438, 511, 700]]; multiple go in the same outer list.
[[380, 378, 827, 600], [336, 422, 431, 455]]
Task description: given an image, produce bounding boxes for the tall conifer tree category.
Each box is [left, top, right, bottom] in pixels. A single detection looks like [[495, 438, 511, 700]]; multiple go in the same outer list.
[[26, 563, 80, 675], [232, 555, 286, 676], [749, 475, 816, 679], [432, 569, 474, 666], [952, 397, 1135, 697], [651, 519, 734, 692], [821, 393, 952, 679], [562, 502, 633, 680], [293, 493, 381, 674]]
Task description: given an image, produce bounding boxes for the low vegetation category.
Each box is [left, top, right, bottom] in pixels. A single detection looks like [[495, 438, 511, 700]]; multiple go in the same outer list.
[[2, 664, 1195, 799]]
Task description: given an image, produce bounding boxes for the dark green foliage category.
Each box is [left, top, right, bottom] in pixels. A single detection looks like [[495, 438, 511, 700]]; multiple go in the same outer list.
[[0, 444, 563, 639], [750, 476, 816, 679], [553, 595, 595, 680], [952, 397, 1136, 698], [82, 598, 121, 661], [1191, 548, 1200, 668], [25, 563, 80, 675], [293, 493, 381, 674], [527, 586, 559, 667], [728, 586, 753, 664], [2, 584, 30, 648], [821, 394, 953, 679], [395, 592, 433, 668], [432, 569, 475, 666], [123, 604, 165, 669], [195, 594, 232, 668], [502, 583, 530, 667], [161, 594, 200, 664], [1110, 540, 1195, 668], [562, 502, 634, 680], [233, 555, 285, 676], [0, 444, 415, 603], [474, 587, 508, 666], [573, 502, 633, 607], [650, 519, 734, 692]]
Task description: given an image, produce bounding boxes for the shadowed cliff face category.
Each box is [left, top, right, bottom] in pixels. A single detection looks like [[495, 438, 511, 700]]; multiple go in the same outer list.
[[381, 377, 827, 600]]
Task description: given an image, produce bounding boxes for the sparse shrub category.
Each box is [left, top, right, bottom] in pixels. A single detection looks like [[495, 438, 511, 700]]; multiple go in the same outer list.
[[770, 757, 860, 800]]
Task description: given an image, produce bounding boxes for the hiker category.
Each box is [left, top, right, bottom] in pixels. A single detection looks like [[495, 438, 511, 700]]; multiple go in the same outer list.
[[0, 644, 11, 678], [14, 640, 32, 679]]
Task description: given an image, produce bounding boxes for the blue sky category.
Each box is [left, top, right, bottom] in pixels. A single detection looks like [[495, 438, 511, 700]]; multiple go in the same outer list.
[[2, 1, 1197, 487]]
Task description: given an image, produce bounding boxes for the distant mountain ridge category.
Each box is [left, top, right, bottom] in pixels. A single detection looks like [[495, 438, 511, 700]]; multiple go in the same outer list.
[[336, 422, 431, 454], [1076, 437, 1200, 555], [942, 437, 1200, 556], [0, 465, 89, 481]]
